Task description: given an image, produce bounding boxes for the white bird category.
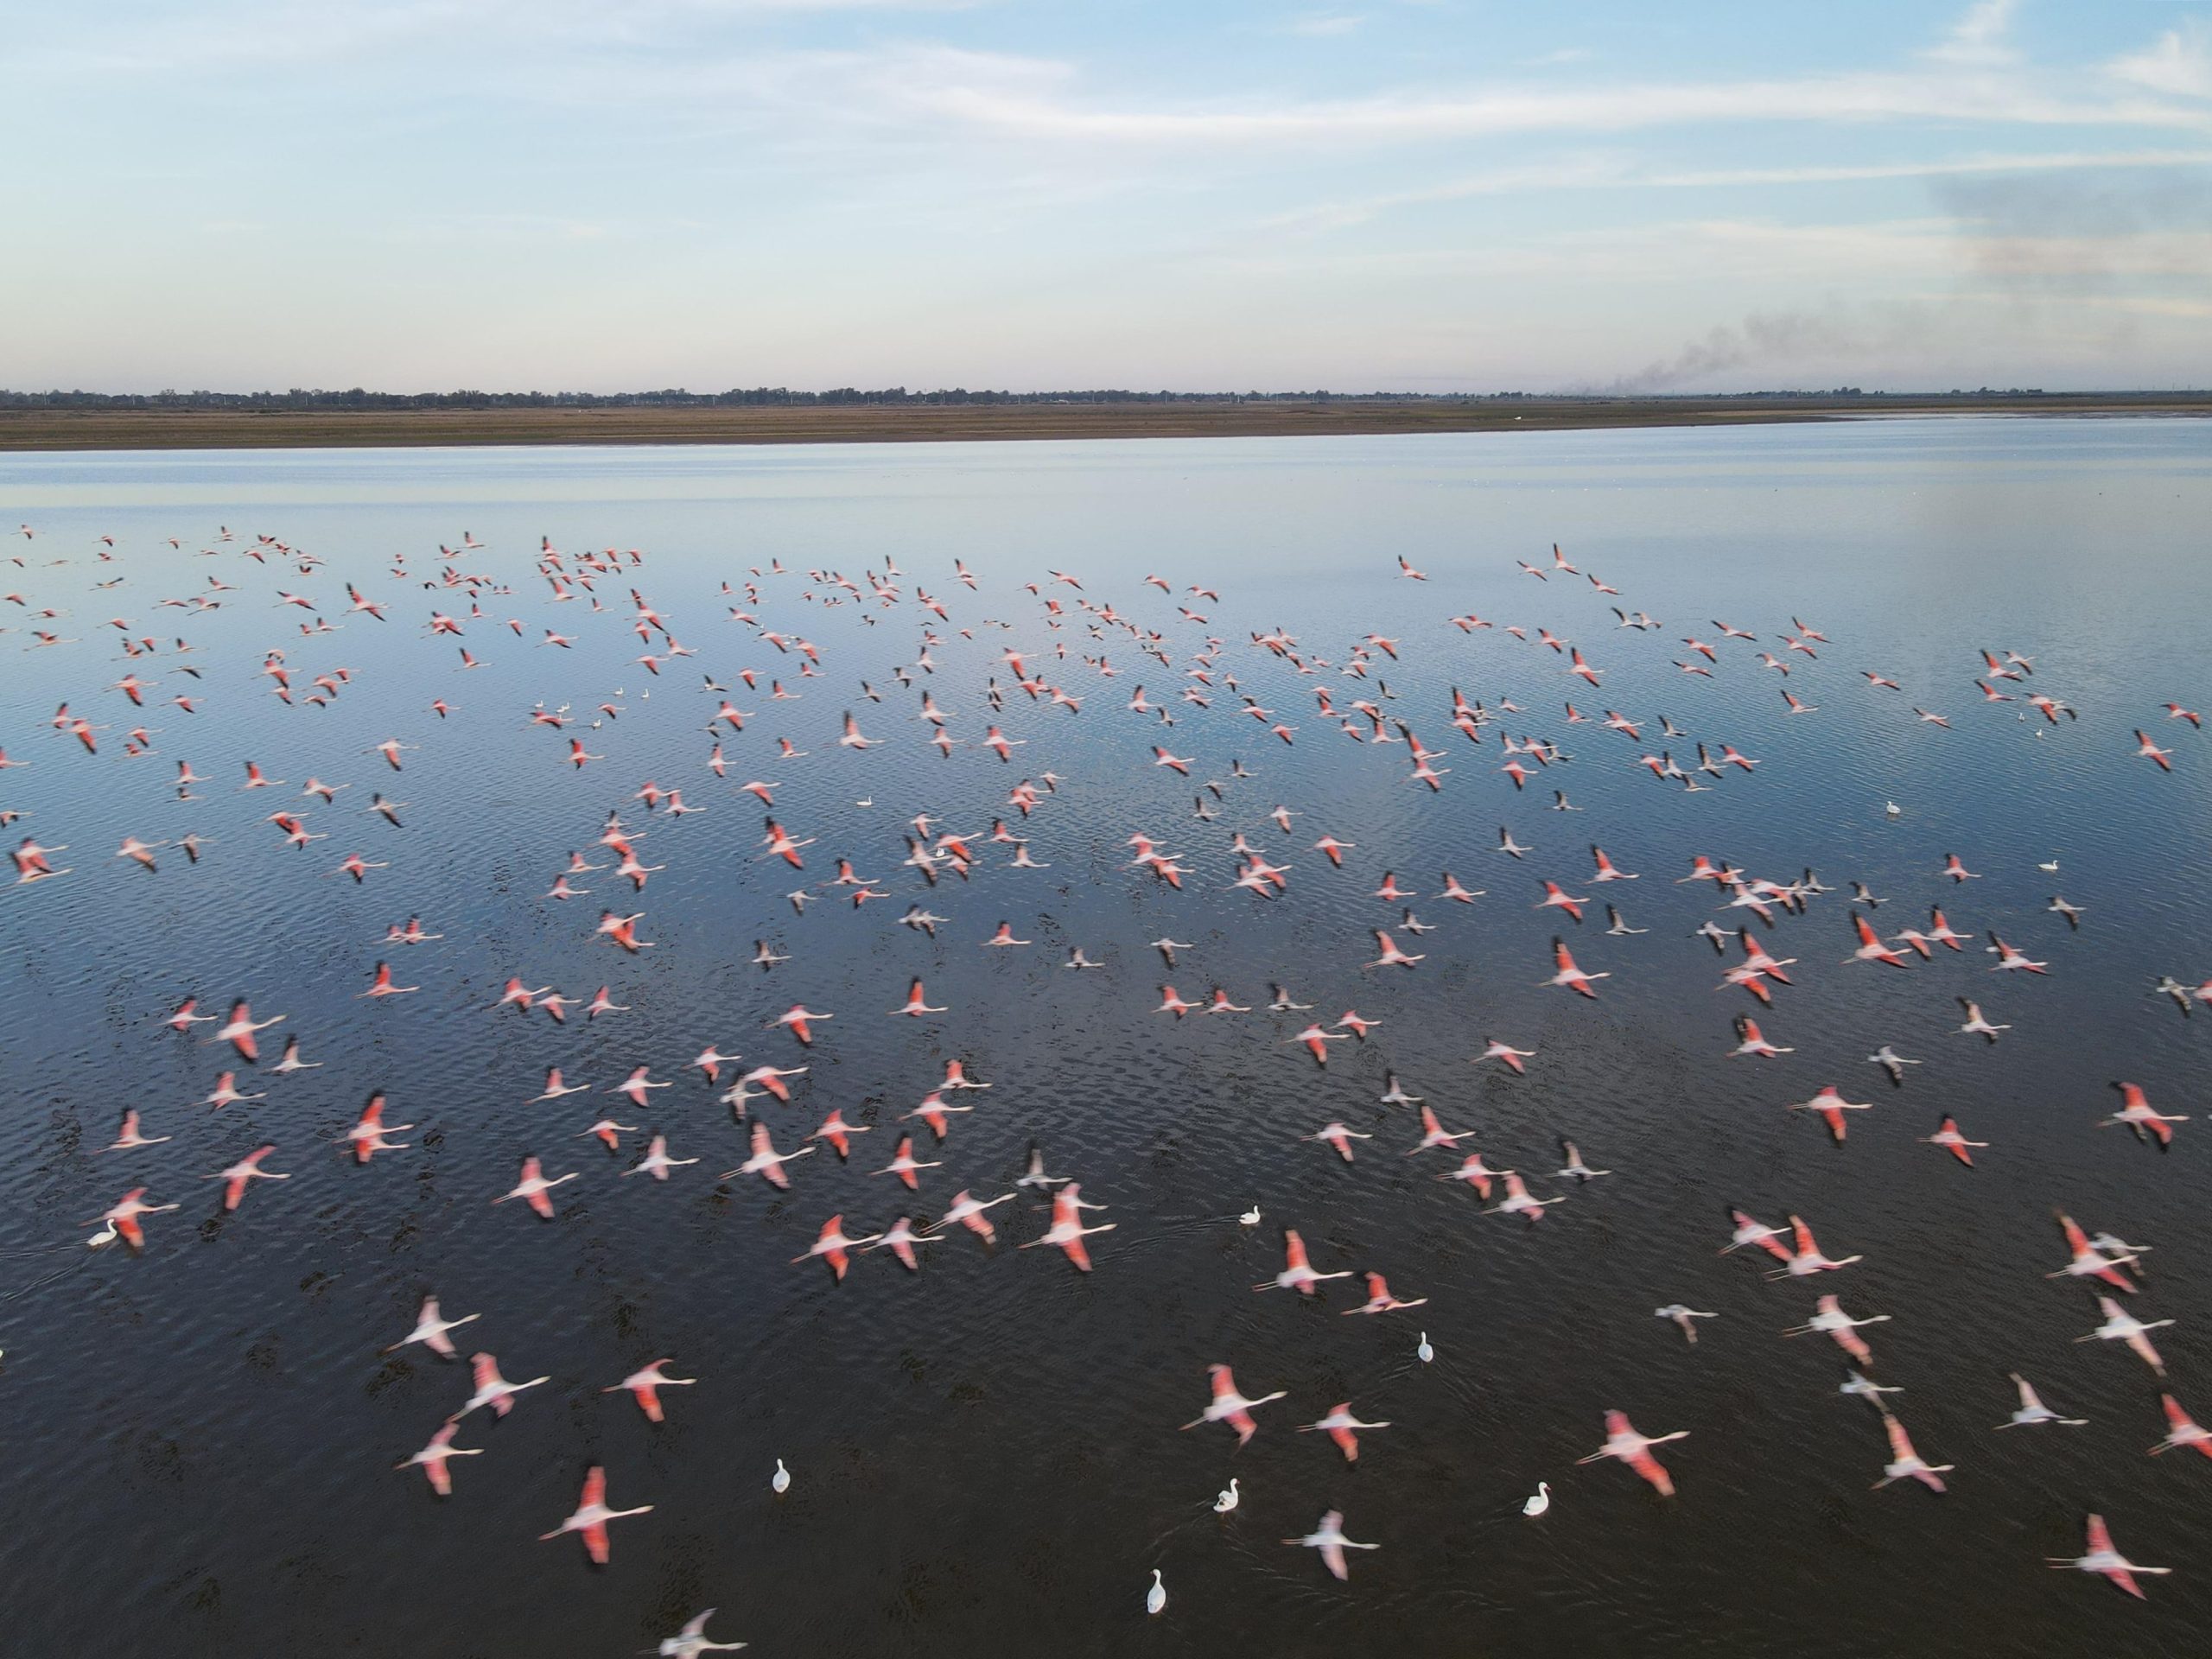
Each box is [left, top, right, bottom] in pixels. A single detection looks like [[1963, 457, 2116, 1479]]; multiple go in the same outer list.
[[1840, 1370, 1903, 1407], [1284, 1510, 1378, 1580], [1213, 1478, 1240, 1514], [1997, 1373, 2088, 1429], [2077, 1298, 2174, 1373], [772, 1458, 791, 1494], [1238, 1204, 1261, 1227], [658, 1608, 748, 1656], [1522, 1481, 1551, 1517], [1556, 1140, 1611, 1181], [1416, 1331, 1433, 1363], [1146, 1569, 1166, 1616], [1655, 1304, 1719, 1344], [384, 1295, 480, 1360], [1868, 1045, 1922, 1085], [1872, 1415, 1954, 1492]]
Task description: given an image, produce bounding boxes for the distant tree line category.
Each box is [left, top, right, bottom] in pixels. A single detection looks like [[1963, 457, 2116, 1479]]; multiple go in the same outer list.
[[6, 385, 2190, 410], [0, 386, 1512, 410]]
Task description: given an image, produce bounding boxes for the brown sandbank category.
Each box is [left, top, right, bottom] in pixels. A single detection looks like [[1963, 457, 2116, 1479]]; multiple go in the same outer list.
[[1, 393, 2205, 452]]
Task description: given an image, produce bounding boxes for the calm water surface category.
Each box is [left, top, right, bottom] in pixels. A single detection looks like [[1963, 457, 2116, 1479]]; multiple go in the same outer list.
[[3, 419, 2209, 1657]]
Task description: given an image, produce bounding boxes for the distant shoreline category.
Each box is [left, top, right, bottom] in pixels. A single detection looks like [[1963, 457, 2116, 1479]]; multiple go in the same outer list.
[[3, 394, 2207, 452]]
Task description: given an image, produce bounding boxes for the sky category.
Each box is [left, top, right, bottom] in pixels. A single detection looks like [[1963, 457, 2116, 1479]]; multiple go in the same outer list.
[[3, 0, 2210, 393]]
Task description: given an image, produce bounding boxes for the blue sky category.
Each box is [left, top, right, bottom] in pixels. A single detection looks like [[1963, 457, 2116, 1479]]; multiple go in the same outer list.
[[5, 0, 2210, 391]]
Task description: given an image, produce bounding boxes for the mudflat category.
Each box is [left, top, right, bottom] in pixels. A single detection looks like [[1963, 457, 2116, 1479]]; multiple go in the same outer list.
[[2, 392, 2205, 450]]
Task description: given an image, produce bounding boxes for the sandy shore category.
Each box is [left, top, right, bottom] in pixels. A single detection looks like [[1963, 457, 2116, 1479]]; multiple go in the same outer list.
[[1, 394, 2204, 452]]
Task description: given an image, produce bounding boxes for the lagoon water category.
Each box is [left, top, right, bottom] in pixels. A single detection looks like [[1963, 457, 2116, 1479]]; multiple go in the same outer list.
[[3, 417, 2210, 1656]]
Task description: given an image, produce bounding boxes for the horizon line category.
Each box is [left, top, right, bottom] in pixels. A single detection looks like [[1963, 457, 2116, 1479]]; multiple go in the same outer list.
[[10, 385, 2212, 407]]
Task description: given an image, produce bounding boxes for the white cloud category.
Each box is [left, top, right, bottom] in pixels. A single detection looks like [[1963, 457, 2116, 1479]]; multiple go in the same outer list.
[[18, 0, 990, 74], [1257, 149, 2212, 236], [1288, 15, 1363, 37], [1924, 0, 2018, 67], [2109, 24, 2212, 99], [893, 67, 2212, 148], [1650, 149, 2212, 188]]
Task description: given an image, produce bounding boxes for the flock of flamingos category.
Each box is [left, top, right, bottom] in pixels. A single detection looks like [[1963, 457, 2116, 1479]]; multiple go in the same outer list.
[[4, 514, 2206, 1648]]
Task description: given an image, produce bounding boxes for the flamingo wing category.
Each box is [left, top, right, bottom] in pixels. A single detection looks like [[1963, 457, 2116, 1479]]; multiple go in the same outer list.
[[1318, 1519, 1350, 1580], [1625, 1449, 1675, 1497]]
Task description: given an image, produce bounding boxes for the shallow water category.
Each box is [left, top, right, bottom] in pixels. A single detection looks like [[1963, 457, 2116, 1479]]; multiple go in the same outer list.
[[3, 417, 2210, 1657]]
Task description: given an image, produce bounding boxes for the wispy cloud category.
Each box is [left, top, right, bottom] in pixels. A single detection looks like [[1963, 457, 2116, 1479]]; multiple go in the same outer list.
[[17, 0, 990, 74], [1260, 149, 2212, 235], [1923, 0, 2018, 67], [894, 68, 2212, 147], [2108, 23, 2212, 100], [1651, 149, 2212, 188]]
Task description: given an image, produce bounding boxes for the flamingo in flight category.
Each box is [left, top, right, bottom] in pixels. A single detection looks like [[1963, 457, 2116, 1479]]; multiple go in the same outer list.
[[1020, 1183, 1115, 1271], [540, 1465, 653, 1565], [1180, 1363, 1287, 1445], [1255, 1229, 1352, 1294], [2048, 1515, 2170, 1599], [1578, 1411, 1688, 1497], [1283, 1510, 1379, 1580]]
